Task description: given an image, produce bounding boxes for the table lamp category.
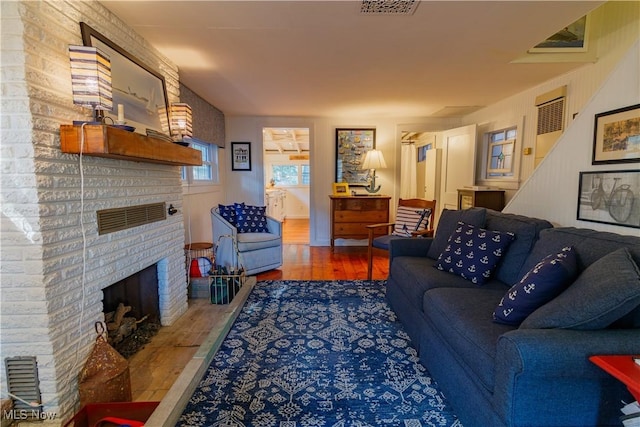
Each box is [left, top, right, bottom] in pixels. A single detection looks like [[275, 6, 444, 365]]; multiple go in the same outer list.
[[361, 149, 387, 193]]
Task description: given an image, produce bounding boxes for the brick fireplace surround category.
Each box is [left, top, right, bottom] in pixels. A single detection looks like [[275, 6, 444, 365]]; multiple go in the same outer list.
[[1, 1, 190, 422]]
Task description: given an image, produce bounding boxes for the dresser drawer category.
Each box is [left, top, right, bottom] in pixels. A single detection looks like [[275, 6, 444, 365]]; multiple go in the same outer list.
[[334, 198, 388, 211], [334, 210, 388, 223]]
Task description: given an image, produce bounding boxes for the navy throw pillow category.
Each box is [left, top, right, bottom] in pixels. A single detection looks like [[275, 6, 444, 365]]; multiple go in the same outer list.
[[427, 208, 486, 259], [235, 203, 269, 233], [218, 203, 238, 226], [434, 221, 514, 285], [521, 247, 640, 330], [493, 246, 577, 326]]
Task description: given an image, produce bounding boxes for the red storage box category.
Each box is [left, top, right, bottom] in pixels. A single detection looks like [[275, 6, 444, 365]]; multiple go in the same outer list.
[[64, 401, 159, 427]]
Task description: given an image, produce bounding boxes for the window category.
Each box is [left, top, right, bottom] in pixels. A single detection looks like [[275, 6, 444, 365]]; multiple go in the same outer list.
[[271, 163, 310, 186], [182, 140, 219, 184], [486, 128, 516, 178]]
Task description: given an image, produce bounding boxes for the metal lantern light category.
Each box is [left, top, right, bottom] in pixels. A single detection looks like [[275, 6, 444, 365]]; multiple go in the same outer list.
[[69, 45, 112, 123], [170, 103, 193, 141]]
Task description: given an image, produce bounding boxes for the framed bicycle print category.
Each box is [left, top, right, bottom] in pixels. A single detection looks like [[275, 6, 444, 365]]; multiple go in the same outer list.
[[577, 170, 640, 229], [335, 128, 376, 186], [592, 104, 640, 165]]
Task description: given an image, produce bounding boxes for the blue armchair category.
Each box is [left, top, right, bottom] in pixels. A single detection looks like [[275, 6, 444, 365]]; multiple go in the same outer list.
[[211, 207, 283, 276]]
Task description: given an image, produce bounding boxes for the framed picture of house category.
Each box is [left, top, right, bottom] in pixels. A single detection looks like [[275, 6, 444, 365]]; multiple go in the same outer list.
[[80, 22, 170, 135], [592, 104, 640, 165], [231, 142, 251, 171], [577, 170, 640, 229], [335, 128, 376, 186]]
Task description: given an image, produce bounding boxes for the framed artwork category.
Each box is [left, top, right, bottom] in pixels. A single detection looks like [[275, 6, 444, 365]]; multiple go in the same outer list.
[[231, 142, 251, 171], [592, 104, 640, 165], [332, 182, 350, 196], [577, 170, 640, 229], [80, 22, 170, 134], [335, 128, 376, 186], [529, 15, 589, 53]]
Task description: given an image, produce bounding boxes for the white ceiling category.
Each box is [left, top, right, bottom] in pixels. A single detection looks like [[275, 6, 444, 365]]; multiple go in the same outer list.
[[99, 0, 603, 118]]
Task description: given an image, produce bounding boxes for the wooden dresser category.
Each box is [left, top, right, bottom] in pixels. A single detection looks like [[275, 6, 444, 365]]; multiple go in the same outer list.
[[329, 195, 391, 247]]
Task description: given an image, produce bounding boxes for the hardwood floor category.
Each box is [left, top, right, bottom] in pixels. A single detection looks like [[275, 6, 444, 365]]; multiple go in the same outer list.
[[129, 219, 390, 402]]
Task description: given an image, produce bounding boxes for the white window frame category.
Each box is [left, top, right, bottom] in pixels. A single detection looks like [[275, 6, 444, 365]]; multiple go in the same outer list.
[[477, 117, 524, 189], [487, 128, 516, 176], [269, 162, 310, 188], [182, 140, 220, 193]]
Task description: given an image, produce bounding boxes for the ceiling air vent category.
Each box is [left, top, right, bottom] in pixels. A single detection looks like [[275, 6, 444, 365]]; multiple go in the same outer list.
[[5, 356, 42, 414], [361, 0, 419, 15], [97, 202, 167, 235]]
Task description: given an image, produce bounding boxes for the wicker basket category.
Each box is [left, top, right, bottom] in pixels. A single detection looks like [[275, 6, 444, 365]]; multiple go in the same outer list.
[[210, 235, 246, 304]]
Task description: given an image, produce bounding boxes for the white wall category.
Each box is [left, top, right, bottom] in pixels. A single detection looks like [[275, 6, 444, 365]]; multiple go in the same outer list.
[[224, 1, 639, 244], [505, 40, 639, 235], [225, 116, 459, 245]]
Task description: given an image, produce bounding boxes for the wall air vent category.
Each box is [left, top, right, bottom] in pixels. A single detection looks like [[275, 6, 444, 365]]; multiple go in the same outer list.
[[537, 98, 565, 135], [97, 202, 166, 235], [361, 0, 418, 14], [5, 356, 42, 414], [534, 86, 567, 168]]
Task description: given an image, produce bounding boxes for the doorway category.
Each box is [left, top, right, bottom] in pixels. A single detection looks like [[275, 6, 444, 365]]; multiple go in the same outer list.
[[262, 127, 311, 244]]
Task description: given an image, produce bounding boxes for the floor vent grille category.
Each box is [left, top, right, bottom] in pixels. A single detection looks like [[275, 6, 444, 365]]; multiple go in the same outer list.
[[5, 356, 42, 414], [97, 202, 166, 235]]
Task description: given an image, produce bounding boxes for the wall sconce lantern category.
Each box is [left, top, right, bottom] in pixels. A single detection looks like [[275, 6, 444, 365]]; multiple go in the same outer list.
[[69, 45, 112, 124], [170, 103, 193, 142], [361, 149, 387, 193]]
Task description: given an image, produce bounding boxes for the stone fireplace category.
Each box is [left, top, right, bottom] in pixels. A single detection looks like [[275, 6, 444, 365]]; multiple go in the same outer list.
[[0, 1, 188, 423]]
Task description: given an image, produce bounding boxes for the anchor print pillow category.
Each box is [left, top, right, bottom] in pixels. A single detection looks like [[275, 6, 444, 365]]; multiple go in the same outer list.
[[493, 246, 577, 326], [434, 221, 514, 285], [392, 207, 432, 237], [234, 203, 269, 233]]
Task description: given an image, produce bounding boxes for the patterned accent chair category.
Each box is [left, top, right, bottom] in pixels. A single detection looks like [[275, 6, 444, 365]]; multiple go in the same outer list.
[[211, 205, 283, 276], [366, 198, 436, 280]]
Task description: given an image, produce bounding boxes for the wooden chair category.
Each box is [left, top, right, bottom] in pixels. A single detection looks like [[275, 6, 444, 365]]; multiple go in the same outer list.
[[366, 198, 436, 280]]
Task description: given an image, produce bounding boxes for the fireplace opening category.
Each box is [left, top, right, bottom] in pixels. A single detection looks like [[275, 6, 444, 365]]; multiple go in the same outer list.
[[102, 263, 161, 357]]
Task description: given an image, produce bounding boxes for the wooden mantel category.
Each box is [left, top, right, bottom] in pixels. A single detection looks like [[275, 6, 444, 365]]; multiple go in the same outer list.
[[60, 125, 203, 166]]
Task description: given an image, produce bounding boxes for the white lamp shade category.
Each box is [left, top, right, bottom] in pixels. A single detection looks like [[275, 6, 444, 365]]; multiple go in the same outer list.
[[170, 103, 193, 138], [361, 149, 387, 170], [69, 45, 112, 111]]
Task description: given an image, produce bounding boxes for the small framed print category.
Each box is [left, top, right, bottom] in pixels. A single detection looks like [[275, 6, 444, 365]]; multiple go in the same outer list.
[[592, 104, 640, 165], [332, 182, 350, 196], [231, 142, 251, 171]]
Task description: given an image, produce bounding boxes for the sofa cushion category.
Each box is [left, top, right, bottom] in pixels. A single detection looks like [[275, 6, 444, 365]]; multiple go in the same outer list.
[[236, 231, 281, 252], [493, 246, 578, 326], [485, 210, 553, 285], [521, 248, 640, 330], [389, 256, 507, 313], [427, 208, 486, 259], [235, 203, 269, 233], [424, 287, 515, 391], [392, 206, 431, 237], [434, 222, 515, 285]]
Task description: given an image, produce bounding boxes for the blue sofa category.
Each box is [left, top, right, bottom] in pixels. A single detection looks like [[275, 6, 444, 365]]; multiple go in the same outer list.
[[386, 208, 640, 427]]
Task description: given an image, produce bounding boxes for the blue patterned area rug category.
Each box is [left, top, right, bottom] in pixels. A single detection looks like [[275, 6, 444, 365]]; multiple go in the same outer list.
[[177, 280, 462, 427]]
